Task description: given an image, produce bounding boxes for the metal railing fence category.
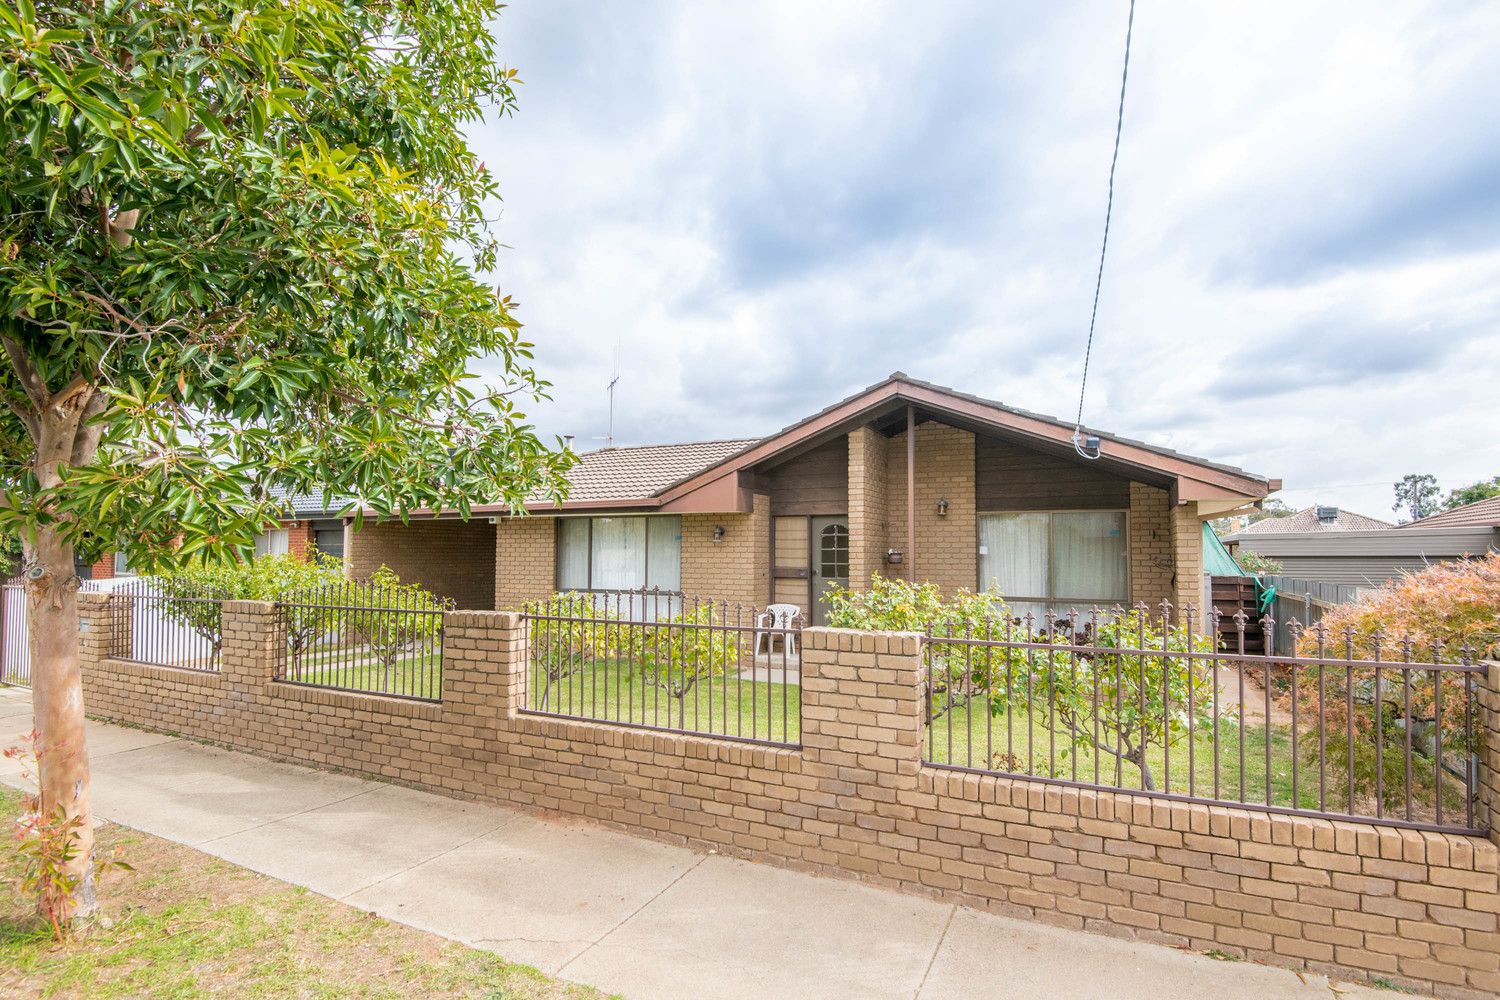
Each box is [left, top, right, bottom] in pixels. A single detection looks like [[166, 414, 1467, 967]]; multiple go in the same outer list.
[[519, 588, 802, 747], [107, 578, 225, 671], [274, 581, 451, 701], [923, 602, 1482, 835]]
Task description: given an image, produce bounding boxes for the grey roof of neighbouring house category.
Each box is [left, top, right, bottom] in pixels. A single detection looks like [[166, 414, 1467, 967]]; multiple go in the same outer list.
[[1400, 495, 1500, 529], [1225, 506, 1394, 539], [266, 484, 355, 519], [561, 439, 761, 501]]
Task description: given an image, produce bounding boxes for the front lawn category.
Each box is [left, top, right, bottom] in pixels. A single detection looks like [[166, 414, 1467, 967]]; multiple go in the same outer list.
[[527, 660, 800, 745], [0, 786, 613, 999]]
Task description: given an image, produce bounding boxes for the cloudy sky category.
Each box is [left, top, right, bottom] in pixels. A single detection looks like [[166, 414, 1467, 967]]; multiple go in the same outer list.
[[466, 1, 1500, 519]]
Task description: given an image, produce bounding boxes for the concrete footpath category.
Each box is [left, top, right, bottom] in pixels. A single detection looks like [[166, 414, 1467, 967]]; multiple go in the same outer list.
[[0, 687, 1387, 1000]]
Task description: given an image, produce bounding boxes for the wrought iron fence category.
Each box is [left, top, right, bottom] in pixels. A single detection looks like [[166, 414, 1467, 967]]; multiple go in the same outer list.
[[923, 602, 1483, 835], [274, 581, 451, 701], [108, 578, 225, 671], [520, 589, 802, 747]]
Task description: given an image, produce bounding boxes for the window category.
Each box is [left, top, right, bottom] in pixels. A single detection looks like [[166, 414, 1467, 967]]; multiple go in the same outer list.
[[113, 550, 135, 576], [977, 511, 1127, 619], [312, 520, 345, 560], [254, 528, 290, 557], [556, 516, 681, 592], [818, 522, 848, 580]]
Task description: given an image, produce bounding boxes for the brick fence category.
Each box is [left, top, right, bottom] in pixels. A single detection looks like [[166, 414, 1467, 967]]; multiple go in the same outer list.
[[76, 593, 1500, 998]]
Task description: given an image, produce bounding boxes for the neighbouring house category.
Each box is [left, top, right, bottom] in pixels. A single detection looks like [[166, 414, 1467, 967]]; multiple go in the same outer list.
[[1223, 500, 1499, 589], [347, 373, 1276, 621], [83, 485, 351, 581]]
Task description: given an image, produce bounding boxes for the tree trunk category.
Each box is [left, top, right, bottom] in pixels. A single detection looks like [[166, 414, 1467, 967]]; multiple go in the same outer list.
[[16, 375, 107, 923], [25, 521, 97, 920]]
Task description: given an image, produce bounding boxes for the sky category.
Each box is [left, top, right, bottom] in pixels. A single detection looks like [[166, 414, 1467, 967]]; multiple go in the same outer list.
[[465, 1, 1500, 520]]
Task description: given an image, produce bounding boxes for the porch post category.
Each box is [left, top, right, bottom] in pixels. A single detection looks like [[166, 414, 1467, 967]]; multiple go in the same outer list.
[[906, 404, 915, 582]]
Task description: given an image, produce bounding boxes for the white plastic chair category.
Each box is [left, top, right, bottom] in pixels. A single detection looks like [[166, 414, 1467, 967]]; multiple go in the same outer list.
[[754, 603, 802, 656]]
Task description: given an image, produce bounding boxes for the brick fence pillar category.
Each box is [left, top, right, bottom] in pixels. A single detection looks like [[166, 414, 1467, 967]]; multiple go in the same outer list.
[[1480, 660, 1500, 847], [443, 610, 526, 721], [800, 627, 925, 873], [220, 600, 279, 687], [77, 590, 113, 667]]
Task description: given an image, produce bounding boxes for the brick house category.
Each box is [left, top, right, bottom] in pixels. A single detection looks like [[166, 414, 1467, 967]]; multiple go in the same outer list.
[[85, 486, 349, 581], [346, 374, 1278, 621]]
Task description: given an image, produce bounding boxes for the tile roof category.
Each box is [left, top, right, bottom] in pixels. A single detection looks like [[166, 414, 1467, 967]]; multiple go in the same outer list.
[[1400, 495, 1500, 529], [266, 484, 354, 519], [1230, 506, 1393, 536], [560, 439, 760, 501]]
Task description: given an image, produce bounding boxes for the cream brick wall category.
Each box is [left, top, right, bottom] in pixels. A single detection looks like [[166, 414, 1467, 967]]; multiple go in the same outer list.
[[884, 423, 977, 594], [1130, 482, 1174, 610], [1172, 501, 1205, 613], [494, 516, 556, 610], [347, 519, 497, 610], [681, 494, 770, 608], [848, 426, 889, 590], [77, 592, 1500, 1000]]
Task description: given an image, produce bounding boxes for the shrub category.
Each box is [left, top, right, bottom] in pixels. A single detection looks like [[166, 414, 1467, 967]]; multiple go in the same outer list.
[[1012, 611, 1217, 788], [5, 732, 130, 938], [1236, 549, 1283, 575], [524, 592, 624, 709], [824, 575, 1006, 634], [344, 566, 449, 679], [156, 553, 344, 667], [1292, 552, 1499, 814], [626, 602, 740, 719]]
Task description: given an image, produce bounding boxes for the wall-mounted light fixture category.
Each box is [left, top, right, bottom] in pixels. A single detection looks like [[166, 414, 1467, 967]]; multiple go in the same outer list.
[[712, 524, 725, 543], [884, 548, 903, 565], [936, 498, 950, 517]]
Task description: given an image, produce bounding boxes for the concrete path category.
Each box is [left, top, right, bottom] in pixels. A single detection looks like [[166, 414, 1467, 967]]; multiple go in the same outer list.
[[0, 687, 1388, 1000]]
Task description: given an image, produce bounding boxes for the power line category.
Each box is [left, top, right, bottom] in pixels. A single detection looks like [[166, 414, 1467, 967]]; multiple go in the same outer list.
[[1073, 0, 1137, 456]]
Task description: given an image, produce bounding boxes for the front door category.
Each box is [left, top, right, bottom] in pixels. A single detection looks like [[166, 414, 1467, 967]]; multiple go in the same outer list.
[[810, 516, 849, 626]]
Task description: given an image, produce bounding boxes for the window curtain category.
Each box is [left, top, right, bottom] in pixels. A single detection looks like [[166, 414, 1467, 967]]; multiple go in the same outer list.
[[253, 529, 289, 558], [978, 513, 1048, 601], [556, 518, 590, 590], [1050, 511, 1128, 606], [644, 516, 682, 592], [589, 517, 646, 591]]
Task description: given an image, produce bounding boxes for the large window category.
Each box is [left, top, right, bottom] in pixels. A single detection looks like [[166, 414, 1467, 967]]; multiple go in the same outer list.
[[556, 515, 681, 593], [977, 511, 1127, 619]]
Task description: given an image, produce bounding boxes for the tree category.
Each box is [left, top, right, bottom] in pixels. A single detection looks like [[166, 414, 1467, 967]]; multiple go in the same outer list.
[[1443, 476, 1500, 511], [345, 566, 449, 681], [1005, 611, 1217, 790], [1392, 474, 1440, 523], [628, 602, 740, 725], [0, 1, 572, 920]]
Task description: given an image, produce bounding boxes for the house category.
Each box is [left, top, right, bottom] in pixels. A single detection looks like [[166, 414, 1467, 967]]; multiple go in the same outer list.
[[1223, 500, 1498, 589], [84, 486, 351, 580], [345, 374, 1276, 621]]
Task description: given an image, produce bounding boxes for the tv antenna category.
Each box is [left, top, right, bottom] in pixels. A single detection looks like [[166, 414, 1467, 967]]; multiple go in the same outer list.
[[604, 374, 619, 448]]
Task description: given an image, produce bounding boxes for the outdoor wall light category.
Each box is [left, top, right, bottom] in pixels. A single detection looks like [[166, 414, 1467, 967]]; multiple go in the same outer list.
[[885, 548, 903, 565], [936, 498, 950, 517], [712, 524, 725, 543]]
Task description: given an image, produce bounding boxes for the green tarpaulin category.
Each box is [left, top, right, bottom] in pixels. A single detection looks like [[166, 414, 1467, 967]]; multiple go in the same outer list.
[[1202, 522, 1277, 612]]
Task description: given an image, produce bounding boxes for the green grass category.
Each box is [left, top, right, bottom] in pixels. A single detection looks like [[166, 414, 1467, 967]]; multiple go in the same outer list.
[[0, 786, 616, 999], [528, 660, 799, 744], [280, 645, 444, 700], [927, 698, 1345, 811]]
